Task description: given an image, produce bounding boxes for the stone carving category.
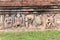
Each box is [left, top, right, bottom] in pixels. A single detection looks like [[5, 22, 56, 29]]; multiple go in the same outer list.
[[13, 13, 22, 27], [33, 14, 43, 27], [54, 14, 60, 23], [0, 13, 58, 30], [21, 14, 25, 27], [46, 14, 55, 29], [25, 14, 35, 27], [4, 14, 12, 29], [54, 14, 60, 29], [0, 15, 4, 29]]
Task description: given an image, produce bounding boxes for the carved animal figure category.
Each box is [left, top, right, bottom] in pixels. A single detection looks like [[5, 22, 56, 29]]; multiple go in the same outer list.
[[25, 14, 35, 27]]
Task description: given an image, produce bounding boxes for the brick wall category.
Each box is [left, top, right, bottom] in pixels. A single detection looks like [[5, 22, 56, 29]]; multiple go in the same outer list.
[[0, 0, 59, 6]]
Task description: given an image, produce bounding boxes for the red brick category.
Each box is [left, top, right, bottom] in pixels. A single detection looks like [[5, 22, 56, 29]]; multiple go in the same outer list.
[[0, 0, 59, 6]]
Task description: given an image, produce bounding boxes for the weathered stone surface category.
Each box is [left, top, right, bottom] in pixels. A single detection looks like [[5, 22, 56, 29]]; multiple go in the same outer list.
[[0, 0, 60, 31]]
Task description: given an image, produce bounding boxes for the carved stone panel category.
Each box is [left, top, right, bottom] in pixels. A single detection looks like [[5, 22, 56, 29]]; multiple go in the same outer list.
[[4, 14, 12, 28], [54, 14, 60, 24], [0, 15, 4, 29]]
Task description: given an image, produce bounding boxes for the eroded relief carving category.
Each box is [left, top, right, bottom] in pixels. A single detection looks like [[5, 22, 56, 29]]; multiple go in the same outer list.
[[54, 14, 60, 29], [33, 14, 43, 27], [14, 13, 23, 28], [54, 14, 60, 23], [0, 13, 43, 29], [25, 14, 35, 27], [0, 12, 58, 30], [4, 14, 12, 29], [46, 14, 55, 29], [0, 15, 4, 29]]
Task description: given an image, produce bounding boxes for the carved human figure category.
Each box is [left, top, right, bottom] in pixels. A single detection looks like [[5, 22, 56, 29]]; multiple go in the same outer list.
[[14, 13, 22, 27], [4, 14, 12, 28]]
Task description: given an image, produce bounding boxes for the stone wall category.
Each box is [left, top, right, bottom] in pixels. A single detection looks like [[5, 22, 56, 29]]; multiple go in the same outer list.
[[0, 11, 59, 31], [0, 0, 60, 31]]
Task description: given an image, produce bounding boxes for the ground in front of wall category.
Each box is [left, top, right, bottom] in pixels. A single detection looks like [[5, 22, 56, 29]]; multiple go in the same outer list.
[[0, 30, 59, 40]]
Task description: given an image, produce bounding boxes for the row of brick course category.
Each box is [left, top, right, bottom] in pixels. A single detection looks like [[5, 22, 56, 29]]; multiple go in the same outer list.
[[0, 0, 60, 6]]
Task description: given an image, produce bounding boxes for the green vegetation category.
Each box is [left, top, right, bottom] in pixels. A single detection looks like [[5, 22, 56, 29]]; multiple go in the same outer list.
[[0, 30, 60, 40]]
